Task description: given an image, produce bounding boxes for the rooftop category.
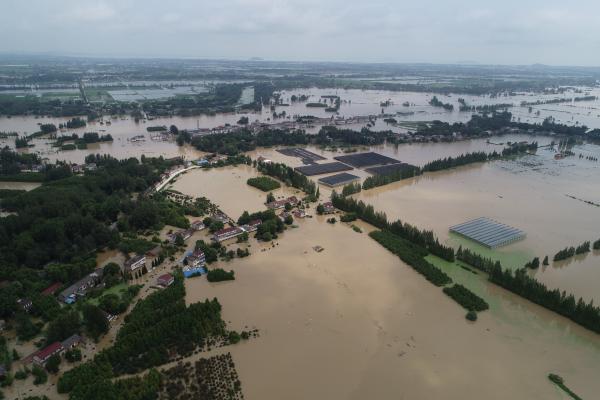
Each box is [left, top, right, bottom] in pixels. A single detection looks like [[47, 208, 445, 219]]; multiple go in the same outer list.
[[450, 217, 526, 249], [318, 172, 360, 187]]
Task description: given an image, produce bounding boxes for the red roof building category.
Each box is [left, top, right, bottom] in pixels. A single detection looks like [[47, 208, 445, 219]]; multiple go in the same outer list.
[[41, 282, 62, 296], [157, 273, 174, 287], [33, 342, 64, 365]]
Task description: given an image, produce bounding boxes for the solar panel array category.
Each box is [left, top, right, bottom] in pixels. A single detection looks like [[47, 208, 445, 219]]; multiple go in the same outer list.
[[449, 217, 526, 248], [333, 152, 400, 168], [294, 162, 353, 176], [365, 163, 418, 176], [318, 172, 360, 187]]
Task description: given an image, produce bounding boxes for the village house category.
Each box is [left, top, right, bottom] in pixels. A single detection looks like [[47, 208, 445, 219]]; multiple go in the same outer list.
[[124, 254, 146, 275], [293, 210, 306, 219], [266, 196, 299, 210], [167, 228, 194, 243], [101, 310, 118, 324], [33, 342, 64, 366], [157, 273, 175, 287], [59, 269, 104, 304], [191, 220, 206, 231], [212, 226, 244, 242], [185, 250, 206, 268], [41, 282, 62, 297], [241, 219, 261, 233], [322, 202, 335, 214], [61, 334, 84, 350], [278, 211, 292, 222], [16, 298, 33, 313]]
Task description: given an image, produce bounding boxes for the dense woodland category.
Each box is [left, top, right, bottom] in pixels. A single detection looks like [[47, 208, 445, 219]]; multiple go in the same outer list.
[[58, 275, 228, 399], [0, 153, 188, 320]]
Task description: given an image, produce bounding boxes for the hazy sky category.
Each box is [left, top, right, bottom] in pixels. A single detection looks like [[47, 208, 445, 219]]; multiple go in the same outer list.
[[2, 0, 600, 65]]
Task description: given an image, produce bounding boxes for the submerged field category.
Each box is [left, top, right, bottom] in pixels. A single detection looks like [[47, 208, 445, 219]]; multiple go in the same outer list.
[[185, 205, 600, 399]]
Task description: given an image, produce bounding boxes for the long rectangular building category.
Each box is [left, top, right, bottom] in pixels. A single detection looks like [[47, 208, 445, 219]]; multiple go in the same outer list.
[[449, 217, 526, 248], [318, 172, 360, 187], [294, 162, 353, 176]]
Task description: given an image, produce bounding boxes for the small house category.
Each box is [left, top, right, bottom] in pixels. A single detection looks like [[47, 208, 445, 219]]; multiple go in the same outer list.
[[33, 342, 64, 366], [157, 273, 174, 287]]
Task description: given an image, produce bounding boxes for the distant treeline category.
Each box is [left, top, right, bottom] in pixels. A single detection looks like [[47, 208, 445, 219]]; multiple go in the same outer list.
[[361, 142, 537, 190], [521, 95, 597, 106], [429, 96, 454, 111]]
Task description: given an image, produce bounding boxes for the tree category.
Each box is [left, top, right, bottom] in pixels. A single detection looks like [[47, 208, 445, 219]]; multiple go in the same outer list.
[[65, 348, 82, 363], [45, 354, 61, 374], [209, 221, 224, 233], [169, 125, 179, 135], [284, 202, 292, 211], [266, 192, 275, 203], [46, 310, 81, 343], [284, 215, 293, 225], [543, 255, 549, 266], [83, 304, 109, 340], [316, 204, 325, 215], [32, 365, 47, 385]]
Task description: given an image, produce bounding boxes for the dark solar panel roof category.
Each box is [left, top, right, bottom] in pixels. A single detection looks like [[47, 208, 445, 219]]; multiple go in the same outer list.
[[365, 163, 418, 176], [294, 162, 353, 176], [334, 152, 400, 168], [450, 217, 526, 248], [318, 173, 360, 187], [276, 148, 326, 163]]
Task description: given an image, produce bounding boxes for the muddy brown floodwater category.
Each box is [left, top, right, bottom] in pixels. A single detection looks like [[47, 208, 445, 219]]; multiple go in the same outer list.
[[185, 216, 600, 400]]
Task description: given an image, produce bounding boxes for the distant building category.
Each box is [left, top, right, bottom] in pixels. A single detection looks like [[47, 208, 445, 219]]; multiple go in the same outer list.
[[266, 196, 299, 210], [124, 254, 146, 275], [167, 228, 194, 243], [185, 250, 206, 268], [212, 226, 244, 242], [191, 220, 206, 231], [33, 342, 64, 366], [321, 202, 335, 214], [157, 273, 175, 287], [240, 219, 261, 233], [16, 298, 33, 313], [59, 269, 104, 304], [61, 334, 84, 350], [41, 282, 62, 297], [293, 210, 306, 219]]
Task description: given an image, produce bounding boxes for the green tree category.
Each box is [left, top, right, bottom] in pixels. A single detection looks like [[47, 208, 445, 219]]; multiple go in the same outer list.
[[83, 304, 109, 340], [45, 354, 61, 374]]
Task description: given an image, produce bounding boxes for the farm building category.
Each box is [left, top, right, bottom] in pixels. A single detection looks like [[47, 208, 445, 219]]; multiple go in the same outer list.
[[318, 172, 360, 187]]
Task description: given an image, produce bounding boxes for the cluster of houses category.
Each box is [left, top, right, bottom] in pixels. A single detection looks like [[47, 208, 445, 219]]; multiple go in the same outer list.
[[58, 269, 104, 304], [212, 219, 261, 242], [167, 219, 206, 244], [182, 250, 206, 277], [265, 196, 300, 210], [70, 162, 97, 174], [27, 334, 84, 367]]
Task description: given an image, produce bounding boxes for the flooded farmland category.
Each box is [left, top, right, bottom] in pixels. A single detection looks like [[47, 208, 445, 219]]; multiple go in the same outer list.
[[185, 207, 600, 400]]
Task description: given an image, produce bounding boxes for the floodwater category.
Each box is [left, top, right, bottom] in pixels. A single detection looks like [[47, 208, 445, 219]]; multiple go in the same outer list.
[[186, 215, 600, 400], [353, 145, 600, 303], [168, 165, 303, 219], [2, 86, 600, 164], [245, 138, 600, 303], [0, 181, 41, 191]]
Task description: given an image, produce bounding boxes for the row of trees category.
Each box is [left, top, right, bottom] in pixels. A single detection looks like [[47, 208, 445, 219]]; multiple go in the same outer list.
[[58, 274, 227, 396], [554, 241, 590, 261], [331, 191, 455, 262]]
